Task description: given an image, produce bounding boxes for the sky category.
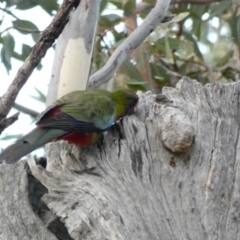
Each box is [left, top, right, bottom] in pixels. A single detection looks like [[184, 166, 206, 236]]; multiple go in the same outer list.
[[0, 4, 55, 153]]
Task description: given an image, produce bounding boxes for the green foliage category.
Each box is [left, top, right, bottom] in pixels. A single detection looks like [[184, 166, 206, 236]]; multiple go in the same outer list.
[[100, 14, 122, 28], [5, 0, 58, 14], [12, 19, 40, 41], [93, 0, 240, 92], [0, 0, 58, 73], [229, 10, 240, 45], [123, 0, 135, 16], [2, 0, 240, 144], [1, 0, 240, 92], [1, 33, 15, 72], [30, 87, 46, 103]]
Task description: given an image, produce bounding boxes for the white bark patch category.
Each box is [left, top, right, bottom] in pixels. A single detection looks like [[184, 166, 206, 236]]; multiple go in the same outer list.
[[58, 37, 94, 98], [47, 0, 100, 105]]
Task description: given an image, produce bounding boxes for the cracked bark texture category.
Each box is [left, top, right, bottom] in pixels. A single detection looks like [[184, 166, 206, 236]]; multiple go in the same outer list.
[[1, 77, 240, 239]]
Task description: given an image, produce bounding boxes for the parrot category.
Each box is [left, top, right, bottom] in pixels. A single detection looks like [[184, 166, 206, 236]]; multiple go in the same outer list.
[[0, 89, 138, 164]]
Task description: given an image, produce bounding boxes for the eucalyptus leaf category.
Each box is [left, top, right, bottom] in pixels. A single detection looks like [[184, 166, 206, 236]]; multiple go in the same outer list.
[[100, 14, 122, 28], [126, 81, 147, 91], [100, 0, 108, 13], [37, 0, 59, 15], [209, 2, 232, 18], [183, 31, 203, 60], [119, 60, 145, 83], [1, 33, 15, 73], [6, 0, 36, 9], [215, 50, 233, 68], [29, 87, 46, 103], [229, 12, 240, 45], [123, 0, 135, 16], [12, 19, 40, 41], [109, 0, 122, 9]]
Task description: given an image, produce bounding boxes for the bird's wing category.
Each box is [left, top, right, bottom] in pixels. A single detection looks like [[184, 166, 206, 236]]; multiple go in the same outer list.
[[37, 92, 115, 133]]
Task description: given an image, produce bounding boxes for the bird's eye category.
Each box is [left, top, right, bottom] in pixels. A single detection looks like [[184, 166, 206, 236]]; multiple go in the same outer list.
[[125, 107, 134, 115]]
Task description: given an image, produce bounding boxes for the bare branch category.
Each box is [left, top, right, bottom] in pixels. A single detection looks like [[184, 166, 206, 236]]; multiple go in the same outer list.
[[0, 0, 81, 134], [0, 112, 19, 132], [0, 94, 39, 119], [13, 103, 39, 118], [88, 0, 170, 89], [132, 0, 225, 14]]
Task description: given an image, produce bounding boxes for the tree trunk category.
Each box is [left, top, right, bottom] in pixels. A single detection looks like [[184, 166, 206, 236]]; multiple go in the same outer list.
[[47, 0, 100, 105], [0, 0, 173, 239], [15, 77, 238, 239]]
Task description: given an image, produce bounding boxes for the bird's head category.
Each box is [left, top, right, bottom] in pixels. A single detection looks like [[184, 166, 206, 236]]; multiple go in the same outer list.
[[111, 88, 139, 120]]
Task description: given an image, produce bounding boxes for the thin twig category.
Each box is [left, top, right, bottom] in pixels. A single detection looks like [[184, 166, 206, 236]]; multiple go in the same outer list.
[[0, 7, 18, 19], [0, 112, 19, 132], [171, 0, 224, 3], [13, 25, 42, 33], [13, 102, 39, 118], [0, 26, 13, 35], [0, 97, 39, 118], [0, 0, 81, 134], [177, 56, 239, 73]]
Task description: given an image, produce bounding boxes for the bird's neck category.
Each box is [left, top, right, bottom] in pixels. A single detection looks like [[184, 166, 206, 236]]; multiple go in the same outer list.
[[111, 92, 127, 120]]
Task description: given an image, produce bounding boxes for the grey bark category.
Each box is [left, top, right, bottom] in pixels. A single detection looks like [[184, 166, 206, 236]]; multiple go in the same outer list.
[[0, 77, 235, 239], [0, 161, 57, 240]]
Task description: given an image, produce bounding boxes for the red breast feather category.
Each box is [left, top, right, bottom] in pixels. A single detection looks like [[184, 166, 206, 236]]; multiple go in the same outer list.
[[38, 106, 97, 148], [58, 132, 95, 148]]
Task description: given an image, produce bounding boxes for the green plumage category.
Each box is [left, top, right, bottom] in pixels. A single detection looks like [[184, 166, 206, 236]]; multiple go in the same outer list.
[[0, 89, 138, 164], [45, 89, 115, 130]]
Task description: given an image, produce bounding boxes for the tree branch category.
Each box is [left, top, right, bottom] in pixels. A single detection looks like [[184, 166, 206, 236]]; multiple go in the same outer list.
[[0, 0, 81, 134], [88, 0, 170, 89], [0, 7, 18, 19], [0, 96, 39, 119], [0, 26, 13, 35], [135, 0, 225, 14], [0, 112, 19, 131], [171, 0, 223, 3], [13, 103, 39, 118]]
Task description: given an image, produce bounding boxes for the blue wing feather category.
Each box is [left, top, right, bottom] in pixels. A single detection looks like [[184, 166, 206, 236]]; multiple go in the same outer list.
[[37, 111, 114, 133], [36, 90, 116, 133]]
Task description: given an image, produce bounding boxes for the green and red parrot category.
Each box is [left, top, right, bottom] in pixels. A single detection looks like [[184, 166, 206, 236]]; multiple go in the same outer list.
[[0, 89, 138, 164]]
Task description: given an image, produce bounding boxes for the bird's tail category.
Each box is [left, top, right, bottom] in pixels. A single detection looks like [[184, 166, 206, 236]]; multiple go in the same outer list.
[[0, 127, 66, 164]]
